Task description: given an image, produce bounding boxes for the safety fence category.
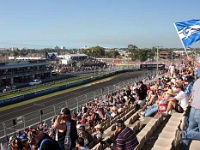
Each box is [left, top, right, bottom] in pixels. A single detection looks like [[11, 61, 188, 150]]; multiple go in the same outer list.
[[0, 68, 157, 144]]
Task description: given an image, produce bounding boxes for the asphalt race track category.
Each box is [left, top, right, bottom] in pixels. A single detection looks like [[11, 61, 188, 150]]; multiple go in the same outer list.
[[0, 70, 152, 139]]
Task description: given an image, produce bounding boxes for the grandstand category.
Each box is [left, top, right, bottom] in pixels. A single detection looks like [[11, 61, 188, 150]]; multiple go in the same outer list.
[[1, 63, 199, 150]]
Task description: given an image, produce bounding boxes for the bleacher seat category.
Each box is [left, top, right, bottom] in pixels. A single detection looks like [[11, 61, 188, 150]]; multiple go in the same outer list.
[[152, 138, 173, 149], [165, 120, 181, 127], [136, 133, 146, 149], [190, 140, 200, 150], [162, 125, 177, 133], [151, 145, 171, 150], [158, 130, 175, 139]]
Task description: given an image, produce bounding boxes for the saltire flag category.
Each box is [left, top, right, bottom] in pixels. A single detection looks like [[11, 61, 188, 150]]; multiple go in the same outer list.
[[174, 19, 200, 48]]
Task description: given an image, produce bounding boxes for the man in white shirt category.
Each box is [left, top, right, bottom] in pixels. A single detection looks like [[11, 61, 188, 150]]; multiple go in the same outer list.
[[165, 83, 189, 115]]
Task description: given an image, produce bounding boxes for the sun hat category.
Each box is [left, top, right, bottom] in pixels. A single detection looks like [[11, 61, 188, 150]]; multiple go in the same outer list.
[[95, 124, 102, 129], [166, 89, 173, 95]]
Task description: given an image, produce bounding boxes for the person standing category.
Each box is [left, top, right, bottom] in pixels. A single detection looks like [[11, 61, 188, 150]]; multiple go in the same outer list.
[[173, 57, 200, 150], [54, 107, 78, 150], [168, 63, 175, 77]]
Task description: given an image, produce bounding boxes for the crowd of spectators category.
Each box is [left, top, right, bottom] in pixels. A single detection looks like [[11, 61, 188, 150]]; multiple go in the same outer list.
[[52, 58, 106, 73], [6, 74, 151, 150], [4, 56, 200, 150]]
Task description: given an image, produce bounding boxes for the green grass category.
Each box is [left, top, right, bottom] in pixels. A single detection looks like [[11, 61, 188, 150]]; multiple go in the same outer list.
[[0, 72, 106, 100], [0, 73, 120, 112]]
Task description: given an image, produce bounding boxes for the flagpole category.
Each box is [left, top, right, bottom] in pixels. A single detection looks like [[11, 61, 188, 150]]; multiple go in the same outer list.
[[173, 23, 189, 57]]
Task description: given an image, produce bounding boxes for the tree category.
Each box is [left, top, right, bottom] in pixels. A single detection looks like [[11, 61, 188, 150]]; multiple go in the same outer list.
[[83, 46, 105, 57], [105, 50, 120, 58], [128, 44, 138, 51], [131, 49, 155, 61]]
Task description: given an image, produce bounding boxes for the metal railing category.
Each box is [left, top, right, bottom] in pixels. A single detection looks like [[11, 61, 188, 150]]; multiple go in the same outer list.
[[0, 65, 155, 143]]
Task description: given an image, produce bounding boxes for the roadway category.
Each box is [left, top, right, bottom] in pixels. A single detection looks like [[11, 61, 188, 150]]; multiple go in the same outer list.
[[0, 70, 152, 140]]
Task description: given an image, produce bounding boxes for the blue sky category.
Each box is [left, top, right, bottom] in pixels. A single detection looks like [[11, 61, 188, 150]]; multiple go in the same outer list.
[[0, 0, 200, 49]]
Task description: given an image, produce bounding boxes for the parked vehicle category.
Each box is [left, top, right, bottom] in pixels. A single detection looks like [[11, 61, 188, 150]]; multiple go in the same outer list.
[[29, 79, 42, 86]]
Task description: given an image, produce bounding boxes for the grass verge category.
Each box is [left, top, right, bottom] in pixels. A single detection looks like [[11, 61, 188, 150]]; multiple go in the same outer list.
[[0, 73, 121, 112]]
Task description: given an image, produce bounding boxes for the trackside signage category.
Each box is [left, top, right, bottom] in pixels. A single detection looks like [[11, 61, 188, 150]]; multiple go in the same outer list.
[[140, 64, 165, 70]]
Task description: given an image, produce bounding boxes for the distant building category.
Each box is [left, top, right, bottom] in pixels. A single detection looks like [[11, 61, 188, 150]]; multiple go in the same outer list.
[[56, 54, 88, 65], [0, 59, 52, 87], [10, 47, 18, 51], [60, 46, 65, 50], [53, 46, 60, 50]]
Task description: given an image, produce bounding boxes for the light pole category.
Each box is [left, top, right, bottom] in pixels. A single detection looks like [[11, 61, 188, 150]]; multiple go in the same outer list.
[[155, 46, 162, 77]]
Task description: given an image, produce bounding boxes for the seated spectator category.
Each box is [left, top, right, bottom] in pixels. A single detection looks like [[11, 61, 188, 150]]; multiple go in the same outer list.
[[137, 81, 148, 107], [8, 136, 23, 150], [118, 104, 125, 114], [97, 107, 107, 120], [76, 137, 90, 150], [165, 83, 189, 115], [146, 87, 158, 105], [110, 106, 118, 118], [19, 134, 31, 150], [92, 124, 103, 143], [77, 125, 94, 147], [32, 130, 62, 150], [140, 89, 174, 118], [111, 119, 138, 150]]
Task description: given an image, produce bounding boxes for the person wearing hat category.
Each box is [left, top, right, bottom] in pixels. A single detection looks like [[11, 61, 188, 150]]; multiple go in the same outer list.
[[92, 124, 103, 143], [19, 134, 32, 150], [165, 83, 189, 115], [54, 107, 78, 150], [111, 119, 138, 150], [140, 89, 174, 118]]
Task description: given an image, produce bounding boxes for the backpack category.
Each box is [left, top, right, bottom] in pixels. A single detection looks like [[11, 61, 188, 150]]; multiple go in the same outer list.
[[40, 138, 62, 150]]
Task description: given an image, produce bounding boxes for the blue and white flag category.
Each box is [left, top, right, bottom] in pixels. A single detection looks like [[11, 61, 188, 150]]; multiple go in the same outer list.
[[174, 19, 200, 48]]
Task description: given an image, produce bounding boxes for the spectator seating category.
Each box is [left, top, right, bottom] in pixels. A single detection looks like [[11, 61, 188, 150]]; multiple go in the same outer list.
[[151, 112, 184, 150], [135, 114, 163, 150], [190, 140, 200, 150], [91, 103, 164, 150]]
